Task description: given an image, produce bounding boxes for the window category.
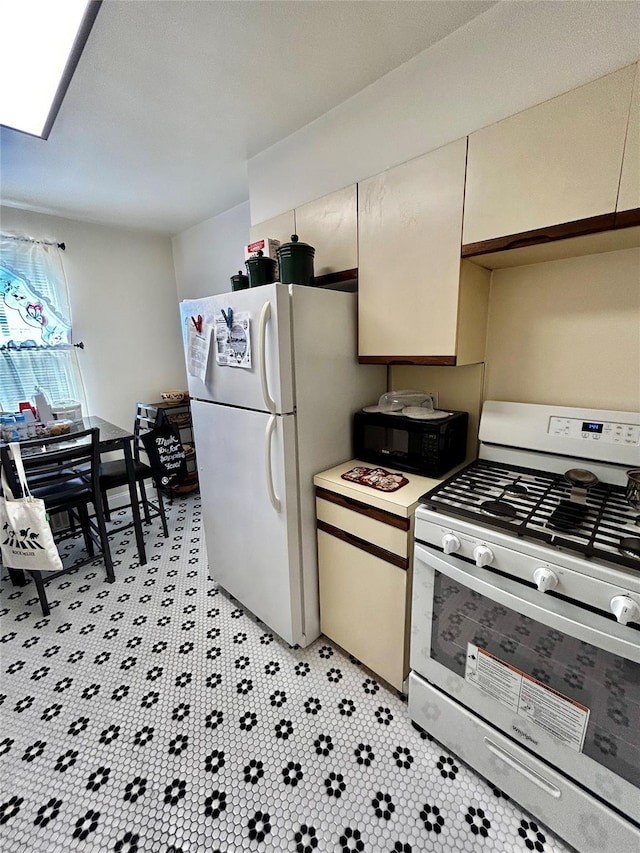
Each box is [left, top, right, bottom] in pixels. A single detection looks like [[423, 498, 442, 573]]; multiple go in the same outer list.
[[0, 233, 82, 413]]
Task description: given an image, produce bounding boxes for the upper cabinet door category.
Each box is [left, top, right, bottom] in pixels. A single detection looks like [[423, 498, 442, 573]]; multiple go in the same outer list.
[[463, 64, 637, 246], [358, 138, 467, 360], [250, 210, 296, 246], [617, 63, 640, 213], [294, 185, 357, 277]]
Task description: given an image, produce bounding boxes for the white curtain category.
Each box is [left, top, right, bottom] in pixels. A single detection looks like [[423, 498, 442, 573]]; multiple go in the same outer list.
[[0, 233, 85, 414]]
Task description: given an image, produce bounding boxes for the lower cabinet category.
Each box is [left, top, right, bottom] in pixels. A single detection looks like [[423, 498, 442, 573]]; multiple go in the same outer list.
[[313, 461, 438, 692], [317, 524, 408, 690]]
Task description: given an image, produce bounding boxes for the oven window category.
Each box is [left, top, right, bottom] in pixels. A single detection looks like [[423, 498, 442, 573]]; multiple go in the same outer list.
[[431, 571, 640, 787]]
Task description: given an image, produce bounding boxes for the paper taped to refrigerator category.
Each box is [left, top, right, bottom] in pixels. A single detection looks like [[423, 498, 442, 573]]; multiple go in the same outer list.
[[187, 322, 212, 381], [215, 312, 251, 369]]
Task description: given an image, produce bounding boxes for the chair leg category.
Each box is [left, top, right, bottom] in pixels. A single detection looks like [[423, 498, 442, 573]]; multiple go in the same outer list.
[[8, 568, 27, 587], [102, 489, 111, 521], [93, 495, 115, 584], [156, 485, 169, 538], [31, 571, 50, 617], [78, 504, 95, 557], [138, 478, 152, 525]]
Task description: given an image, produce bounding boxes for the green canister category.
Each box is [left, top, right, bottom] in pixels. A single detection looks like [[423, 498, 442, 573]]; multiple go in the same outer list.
[[230, 271, 249, 291], [276, 235, 315, 286], [245, 251, 277, 287]]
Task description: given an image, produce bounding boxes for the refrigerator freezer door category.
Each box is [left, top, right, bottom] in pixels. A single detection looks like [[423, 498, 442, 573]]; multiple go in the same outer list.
[[181, 284, 294, 414], [191, 398, 311, 647]]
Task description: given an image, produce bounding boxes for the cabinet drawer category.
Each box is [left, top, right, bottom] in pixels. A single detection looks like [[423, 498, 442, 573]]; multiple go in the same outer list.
[[318, 529, 408, 690], [316, 495, 409, 559]]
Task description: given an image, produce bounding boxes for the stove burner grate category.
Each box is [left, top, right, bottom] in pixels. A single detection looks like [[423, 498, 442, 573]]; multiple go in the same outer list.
[[547, 500, 589, 532], [422, 459, 640, 572], [619, 537, 640, 559], [481, 499, 517, 520]]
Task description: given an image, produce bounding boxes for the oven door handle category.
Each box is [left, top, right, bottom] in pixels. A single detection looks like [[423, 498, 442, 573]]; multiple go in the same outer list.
[[414, 543, 640, 663], [483, 738, 561, 798]]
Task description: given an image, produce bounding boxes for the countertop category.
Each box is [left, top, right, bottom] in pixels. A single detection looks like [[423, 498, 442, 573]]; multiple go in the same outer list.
[[314, 459, 447, 518]]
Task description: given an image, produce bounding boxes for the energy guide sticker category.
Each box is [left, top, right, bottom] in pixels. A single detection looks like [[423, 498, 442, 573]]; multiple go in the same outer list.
[[465, 644, 590, 752]]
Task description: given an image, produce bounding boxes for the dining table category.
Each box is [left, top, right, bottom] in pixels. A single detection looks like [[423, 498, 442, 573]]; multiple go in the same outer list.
[[2, 415, 149, 588]]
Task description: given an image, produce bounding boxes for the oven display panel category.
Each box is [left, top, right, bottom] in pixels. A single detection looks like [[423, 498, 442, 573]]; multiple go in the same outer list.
[[549, 416, 640, 444]]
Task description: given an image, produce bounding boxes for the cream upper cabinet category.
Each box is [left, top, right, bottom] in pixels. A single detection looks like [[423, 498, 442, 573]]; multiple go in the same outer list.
[[463, 64, 637, 246], [618, 63, 640, 213], [249, 209, 295, 247], [294, 185, 357, 277], [251, 187, 356, 278], [358, 137, 488, 363]]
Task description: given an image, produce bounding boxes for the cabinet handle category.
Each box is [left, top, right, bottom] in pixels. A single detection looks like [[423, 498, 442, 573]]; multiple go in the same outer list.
[[503, 234, 553, 250], [317, 520, 408, 570], [316, 488, 410, 531]]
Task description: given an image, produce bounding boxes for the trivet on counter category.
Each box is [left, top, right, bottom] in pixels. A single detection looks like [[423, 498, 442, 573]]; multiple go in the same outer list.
[[341, 466, 409, 492]]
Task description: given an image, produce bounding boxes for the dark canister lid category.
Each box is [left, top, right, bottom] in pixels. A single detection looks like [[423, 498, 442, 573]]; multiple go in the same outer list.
[[276, 234, 315, 257], [245, 249, 276, 266]]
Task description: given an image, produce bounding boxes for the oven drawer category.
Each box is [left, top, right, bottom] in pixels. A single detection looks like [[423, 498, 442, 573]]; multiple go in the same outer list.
[[409, 674, 640, 853], [316, 493, 409, 558], [318, 528, 409, 690]]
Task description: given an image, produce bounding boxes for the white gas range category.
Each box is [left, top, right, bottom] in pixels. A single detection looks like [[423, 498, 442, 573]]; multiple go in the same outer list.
[[408, 401, 640, 853]]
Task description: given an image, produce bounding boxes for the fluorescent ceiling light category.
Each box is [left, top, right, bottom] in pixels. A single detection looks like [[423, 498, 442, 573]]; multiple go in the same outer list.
[[0, 0, 100, 139]]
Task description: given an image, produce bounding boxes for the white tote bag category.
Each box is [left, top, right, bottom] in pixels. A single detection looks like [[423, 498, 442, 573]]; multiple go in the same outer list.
[[0, 442, 63, 572]]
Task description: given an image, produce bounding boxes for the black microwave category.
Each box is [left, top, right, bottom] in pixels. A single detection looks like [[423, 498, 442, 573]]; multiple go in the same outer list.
[[353, 409, 468, 478]]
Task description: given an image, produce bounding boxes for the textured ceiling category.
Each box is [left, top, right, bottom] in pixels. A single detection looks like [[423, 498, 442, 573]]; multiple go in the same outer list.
[[0, 1, 495, 235]]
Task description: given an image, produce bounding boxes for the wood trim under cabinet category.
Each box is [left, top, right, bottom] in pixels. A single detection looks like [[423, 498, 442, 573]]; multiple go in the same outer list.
[[614, 207, 640, 229], [315, 487, 410, 531], [461, 212, 616, 258], [358, 355, 457, 366], [313, 268, 358, 288], [317, 519, 409, 570]]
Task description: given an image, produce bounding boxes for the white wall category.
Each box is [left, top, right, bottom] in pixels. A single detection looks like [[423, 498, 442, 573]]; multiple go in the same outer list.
[[172, 201, 250, 300], [484, 248, 640, 412], [248, 1, 640, 223], [1, 206, 186, 430]]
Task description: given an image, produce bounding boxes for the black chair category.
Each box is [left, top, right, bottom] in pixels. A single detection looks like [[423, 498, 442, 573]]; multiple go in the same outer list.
[[0, 428, 114, 616], [98, 405, 169, 552]]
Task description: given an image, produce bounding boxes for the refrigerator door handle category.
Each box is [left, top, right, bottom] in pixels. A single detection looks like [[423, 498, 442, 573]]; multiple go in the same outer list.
[[259, 301, 277, 414], [265, 414, 281, 512]]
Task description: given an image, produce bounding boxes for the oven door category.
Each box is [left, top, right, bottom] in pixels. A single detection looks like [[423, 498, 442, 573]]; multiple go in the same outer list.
[[410, 542, 640, 821]]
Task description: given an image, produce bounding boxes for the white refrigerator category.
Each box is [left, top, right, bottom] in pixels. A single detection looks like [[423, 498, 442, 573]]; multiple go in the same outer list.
[[180, 283, 385, 647]]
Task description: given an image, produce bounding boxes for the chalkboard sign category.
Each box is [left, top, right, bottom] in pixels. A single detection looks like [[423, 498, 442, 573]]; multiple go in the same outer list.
[[141, 422, 188, 487]]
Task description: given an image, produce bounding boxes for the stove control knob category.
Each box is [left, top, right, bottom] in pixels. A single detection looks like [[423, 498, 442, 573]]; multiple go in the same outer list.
[[442, 533, 461, 554], [610, 595, 640, 625], [533, 567, 558, 593], [473, 545, 494, 567]]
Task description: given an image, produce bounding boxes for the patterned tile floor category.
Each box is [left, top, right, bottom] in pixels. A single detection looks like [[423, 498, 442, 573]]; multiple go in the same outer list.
[[0, 494, 574, 852]]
